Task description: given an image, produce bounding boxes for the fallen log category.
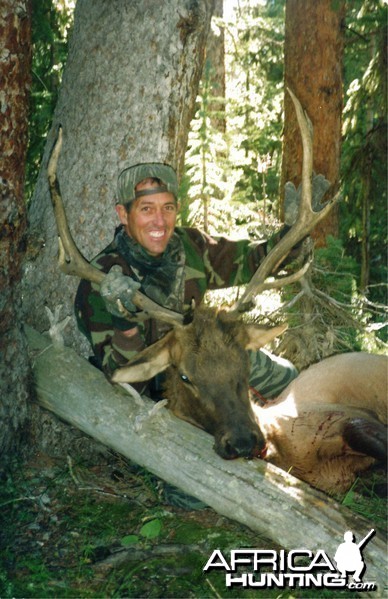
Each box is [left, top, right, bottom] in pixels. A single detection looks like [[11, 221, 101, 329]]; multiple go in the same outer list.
[[26, 325, 386, 595]]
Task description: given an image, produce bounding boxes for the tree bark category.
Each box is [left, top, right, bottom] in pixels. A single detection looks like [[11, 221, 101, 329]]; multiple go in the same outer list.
[[281, 0, 345, 246], [22, 0, 214, 354], [0, 0, 32, 464], [25, 324, 386, 595]]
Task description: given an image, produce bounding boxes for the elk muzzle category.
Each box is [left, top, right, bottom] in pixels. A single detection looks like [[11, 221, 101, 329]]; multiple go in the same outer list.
[[214, 422, 266, 460]]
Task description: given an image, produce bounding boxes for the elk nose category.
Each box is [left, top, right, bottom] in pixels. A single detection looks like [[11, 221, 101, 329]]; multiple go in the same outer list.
[[216, 430, 266, 460]]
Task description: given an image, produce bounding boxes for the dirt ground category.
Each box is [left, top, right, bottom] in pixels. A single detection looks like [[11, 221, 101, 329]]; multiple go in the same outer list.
[[0, 448, 384, 598], [0, 450, 270, 598]]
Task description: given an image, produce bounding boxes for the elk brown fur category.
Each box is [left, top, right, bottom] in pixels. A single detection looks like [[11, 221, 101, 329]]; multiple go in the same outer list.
[[112, 306, 387, 494]]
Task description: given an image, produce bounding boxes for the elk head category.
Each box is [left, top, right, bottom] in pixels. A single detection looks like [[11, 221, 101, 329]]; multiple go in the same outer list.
[[112, 306, 287, 459]]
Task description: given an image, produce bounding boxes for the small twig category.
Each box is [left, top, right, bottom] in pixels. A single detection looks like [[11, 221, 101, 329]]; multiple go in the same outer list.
[[361, 294, 388, 313], [290, 314, 320, 330], [66, 455, 143, 502], [314, 287, 366, 314], [0, 496, 37, 508], [45, 305, 71, 348], [206, 577, 222, 599], [273, 289, 306, 314], [29, 343, 54, 368], [118, 382, 144, 407], [66, 455, 102, 492], [0, 494, 51, 512], [67, 455, 80, 486], [134, 399, 169, 433]]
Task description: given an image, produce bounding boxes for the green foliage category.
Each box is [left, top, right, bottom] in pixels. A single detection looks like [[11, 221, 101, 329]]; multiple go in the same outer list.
[[313, 235, 360, 302], [182, 60, 230, 233], [277, 236, 386, 370], [227, 0, 285, 205], [341, 0, 387, 302], [312, 239, 385, 348], [341, 474, 386, 527], [182, 0, 285, 237], [121, 518, 163, 546], [0, 456, 281, 598], [140, 518, 162, 539], [26, 0, 74, 202], [1, 437, 383, 598], [181, 0, 386, 357], [183, 0, 386, 308]]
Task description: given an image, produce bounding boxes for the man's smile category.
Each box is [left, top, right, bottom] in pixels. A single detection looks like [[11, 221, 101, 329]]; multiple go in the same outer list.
[[148, 230, 166, 239]]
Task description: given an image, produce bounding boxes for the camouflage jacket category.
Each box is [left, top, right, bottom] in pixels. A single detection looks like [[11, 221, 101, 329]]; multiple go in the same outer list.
[[75, 225, 267, 379]]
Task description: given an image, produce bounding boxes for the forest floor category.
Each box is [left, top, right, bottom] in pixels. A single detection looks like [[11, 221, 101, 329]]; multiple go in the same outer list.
[[0, 450, 385, 599]]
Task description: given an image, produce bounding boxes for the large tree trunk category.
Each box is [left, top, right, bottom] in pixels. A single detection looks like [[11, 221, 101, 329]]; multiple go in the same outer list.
[[0, 0, 32, 465], [26, 324, 386, 596], [281, 0, 345, 246], [22, 0, 214, 354]]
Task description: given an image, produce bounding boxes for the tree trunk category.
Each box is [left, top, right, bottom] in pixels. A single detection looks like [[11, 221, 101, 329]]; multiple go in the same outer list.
[[0, 0, 32, 465], [25, 324, 386, 595], [22, 0, 214, 354], [281, 0, 345, 246]]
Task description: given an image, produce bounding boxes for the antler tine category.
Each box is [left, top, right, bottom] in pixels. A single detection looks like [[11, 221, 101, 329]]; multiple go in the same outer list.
[[234, 90, 341, 311], [48, 127, 104, 285], [47, 127, 184, 326], [287, 88, 313, 227]]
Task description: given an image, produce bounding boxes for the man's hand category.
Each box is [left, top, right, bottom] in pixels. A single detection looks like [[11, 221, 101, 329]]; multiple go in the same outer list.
[[100, 266, 141, 317]]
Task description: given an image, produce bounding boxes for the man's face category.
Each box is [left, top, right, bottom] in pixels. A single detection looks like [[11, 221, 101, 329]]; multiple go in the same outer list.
[[116, 182, 177, 257]]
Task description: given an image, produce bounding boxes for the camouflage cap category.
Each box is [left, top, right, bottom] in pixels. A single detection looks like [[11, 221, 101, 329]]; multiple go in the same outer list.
[[117, 163, 178, 205]]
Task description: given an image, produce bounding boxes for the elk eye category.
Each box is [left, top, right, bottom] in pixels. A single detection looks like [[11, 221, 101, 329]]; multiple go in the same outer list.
[[180, 373, 191, 384]]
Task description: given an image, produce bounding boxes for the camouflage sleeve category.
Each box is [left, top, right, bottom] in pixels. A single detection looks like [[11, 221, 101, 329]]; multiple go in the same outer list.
[[74, 252, 147, 380], [180, 227, 268, 291]]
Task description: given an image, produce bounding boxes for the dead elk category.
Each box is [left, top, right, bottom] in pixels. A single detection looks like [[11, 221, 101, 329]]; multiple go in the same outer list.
[[112, 310, 387, 495], [113, 306, 286, 460], [253, 351, 387, 494]]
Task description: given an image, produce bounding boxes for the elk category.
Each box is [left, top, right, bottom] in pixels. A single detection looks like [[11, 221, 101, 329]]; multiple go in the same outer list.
[[111, 308, 387, 494], [47, 91, 387, 495], [253, 351, 387, 493]]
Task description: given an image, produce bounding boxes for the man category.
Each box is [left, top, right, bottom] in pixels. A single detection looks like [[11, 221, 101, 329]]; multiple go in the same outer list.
[[75, 162, 298, 398]]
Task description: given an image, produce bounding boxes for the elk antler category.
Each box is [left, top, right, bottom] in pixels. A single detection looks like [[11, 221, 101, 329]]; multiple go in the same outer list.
[[47, 127, 184, 326], [235, 89, 341, 311]]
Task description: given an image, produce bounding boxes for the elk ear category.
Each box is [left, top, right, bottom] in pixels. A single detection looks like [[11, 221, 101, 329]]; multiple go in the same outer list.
[[111, 330, 175, 383], [241, 323, 288, 350]]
